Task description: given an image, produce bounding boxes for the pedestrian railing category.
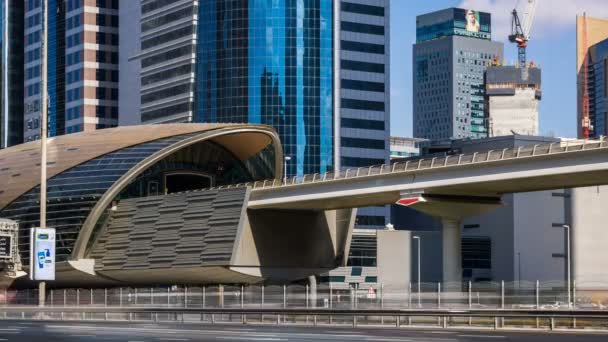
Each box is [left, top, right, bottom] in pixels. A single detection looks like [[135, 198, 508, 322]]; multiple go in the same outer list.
[[1, 281, 607, 311], [200, 138, 608, 192]]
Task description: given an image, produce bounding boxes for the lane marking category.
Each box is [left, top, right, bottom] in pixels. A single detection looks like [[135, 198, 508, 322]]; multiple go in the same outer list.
[[217, 338, 286, 341], [159, 339, 189, 341], [427, 331, 456, 334], [457, 335, 507, 339], [71, 335, 96, 338]]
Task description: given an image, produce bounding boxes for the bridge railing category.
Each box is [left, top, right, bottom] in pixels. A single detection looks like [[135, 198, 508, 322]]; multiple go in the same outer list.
[[2, 281, 607, 311], [238, 138, 607, 191]]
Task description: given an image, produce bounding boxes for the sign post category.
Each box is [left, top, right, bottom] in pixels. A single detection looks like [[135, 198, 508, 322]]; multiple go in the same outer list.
[[30, 228, 55, 306], [30, 228, 55, 281]]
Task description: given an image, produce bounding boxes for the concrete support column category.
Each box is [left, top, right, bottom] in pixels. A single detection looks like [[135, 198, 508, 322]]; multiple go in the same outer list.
[[308, 275, 317, 308], [442, 218, 462, 284]]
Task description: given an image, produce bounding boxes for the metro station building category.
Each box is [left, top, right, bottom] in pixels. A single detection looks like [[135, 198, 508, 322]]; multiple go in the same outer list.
[[0, 124, 355, 287]]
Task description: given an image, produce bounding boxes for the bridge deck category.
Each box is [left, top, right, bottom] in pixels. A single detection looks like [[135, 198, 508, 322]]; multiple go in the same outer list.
[[218, 139, 608, 190], [185, 139, 608, 210]]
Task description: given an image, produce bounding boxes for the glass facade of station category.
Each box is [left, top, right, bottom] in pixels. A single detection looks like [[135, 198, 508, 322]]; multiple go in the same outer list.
[[0, 134, 275, 264], [195, 0, 333, 177]]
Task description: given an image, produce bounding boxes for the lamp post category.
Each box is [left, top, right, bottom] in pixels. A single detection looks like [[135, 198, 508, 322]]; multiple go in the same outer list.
[[38, 0, 49, 308], [562, 224, 572, 308], [283, 156, 291, 184], [413, 236, 421, 308], [517, 252, 521, 288]]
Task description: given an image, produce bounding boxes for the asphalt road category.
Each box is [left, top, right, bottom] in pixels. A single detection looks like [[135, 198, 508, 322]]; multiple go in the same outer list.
[[0, 320, 606, 341]]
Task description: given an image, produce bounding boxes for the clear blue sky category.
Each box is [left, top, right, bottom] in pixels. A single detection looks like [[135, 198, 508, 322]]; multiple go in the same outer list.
[[390, 0, 608, 139]]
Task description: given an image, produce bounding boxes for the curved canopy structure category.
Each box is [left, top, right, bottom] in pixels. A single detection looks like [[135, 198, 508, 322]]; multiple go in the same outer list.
[[0, 124, 284, 285], [0, 124, 281, 210]]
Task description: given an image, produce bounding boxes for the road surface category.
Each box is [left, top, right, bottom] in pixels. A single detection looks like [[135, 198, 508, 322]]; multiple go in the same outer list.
[[0, 320, 605, 341]]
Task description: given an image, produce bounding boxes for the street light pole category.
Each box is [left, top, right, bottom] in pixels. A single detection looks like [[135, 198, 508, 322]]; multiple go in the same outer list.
[[38, 0, 49, 307], [563, 225, 572, 308], [283, 156, 291, 184], [413, 236, 421, 308], [517, 252, 521, 288]]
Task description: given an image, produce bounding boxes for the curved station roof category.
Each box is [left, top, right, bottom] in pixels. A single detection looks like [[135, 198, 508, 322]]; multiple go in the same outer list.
[[0, 124, 283, 285], [0, 124, 281, 210]]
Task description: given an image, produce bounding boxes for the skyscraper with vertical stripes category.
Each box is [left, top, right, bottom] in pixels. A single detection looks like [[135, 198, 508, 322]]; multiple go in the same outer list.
[[21, 0, 119, 143], [338, 0, 390, 228]]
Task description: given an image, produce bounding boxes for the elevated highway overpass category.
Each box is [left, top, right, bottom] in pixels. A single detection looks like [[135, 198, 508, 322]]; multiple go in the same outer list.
[[216, 139, 608, 283], [247, 139, 608, 210]]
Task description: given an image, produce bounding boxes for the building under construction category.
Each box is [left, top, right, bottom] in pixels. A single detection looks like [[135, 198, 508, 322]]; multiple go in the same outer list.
[[485, 65, 541, 137]]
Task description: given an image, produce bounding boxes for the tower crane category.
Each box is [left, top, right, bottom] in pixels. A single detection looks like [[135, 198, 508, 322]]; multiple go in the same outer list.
[[509, 0, 538, 69]]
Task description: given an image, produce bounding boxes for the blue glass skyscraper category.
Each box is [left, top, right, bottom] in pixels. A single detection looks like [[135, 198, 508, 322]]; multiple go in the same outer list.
[[586, 38, 608, 138], [194, 0, 333, 177], [136, 0, 390, 229]]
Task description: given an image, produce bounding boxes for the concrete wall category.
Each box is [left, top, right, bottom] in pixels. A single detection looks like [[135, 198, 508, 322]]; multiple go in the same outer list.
[[377, 230, 411, 288], [392, 206, 443, 282], [462, 194, 514, 281], [488, 88, 539, 137], [571, 186, 608, 286], [513, 191, 568, 283], [232, 208, 356, 283]]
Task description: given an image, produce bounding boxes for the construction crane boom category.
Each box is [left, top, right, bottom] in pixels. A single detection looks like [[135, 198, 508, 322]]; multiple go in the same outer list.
[[521, 0, 538, 40], [581, 13, 591, 139], [509, 0, 538, 69]]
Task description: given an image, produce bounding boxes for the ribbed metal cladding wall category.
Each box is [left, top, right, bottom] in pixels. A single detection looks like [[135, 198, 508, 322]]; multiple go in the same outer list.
[[90, 187, 248, 271]]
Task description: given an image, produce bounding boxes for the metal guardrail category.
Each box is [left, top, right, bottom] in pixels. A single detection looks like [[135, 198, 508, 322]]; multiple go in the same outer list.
[[4, 282, 608, 311], [201, 138, 608, 192], [1, 306, 607, 331]]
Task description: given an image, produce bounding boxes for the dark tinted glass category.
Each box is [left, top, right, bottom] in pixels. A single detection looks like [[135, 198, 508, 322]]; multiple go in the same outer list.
[[341, 2, 384, 16], [341, 79, 385, 92], [341, 118, 385, 130]]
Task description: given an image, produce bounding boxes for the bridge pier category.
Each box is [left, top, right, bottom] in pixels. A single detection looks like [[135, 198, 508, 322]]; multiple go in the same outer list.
[[442, 218, 462, 284], [396, 194, 503, 284], [308, 275, 317, 308]]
